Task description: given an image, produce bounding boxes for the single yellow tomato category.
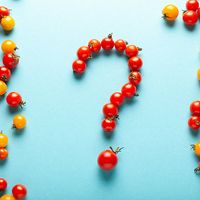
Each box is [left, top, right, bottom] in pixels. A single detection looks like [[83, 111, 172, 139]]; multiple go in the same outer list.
[[0, 80, 7, 95], [162, 4, 179, 21], [1, 16, 15, 31], [13, 115, 27, 129], [0, 132, 8, 148], [0, 194, 16, 200], [1, 40, 17, 54]]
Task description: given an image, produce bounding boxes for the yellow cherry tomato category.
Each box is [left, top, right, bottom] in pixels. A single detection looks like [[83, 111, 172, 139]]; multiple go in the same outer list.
[[193, 142, 200, 156], [0, 81, 7, 95], [197, 68, 200, 80], [162, 4, 179, 21], [0, 132, 8, 148], [1, 40, 17, 54], [13, 115, 27, 129], [1, 16, 15, 31], [0, 194, 16, 200]]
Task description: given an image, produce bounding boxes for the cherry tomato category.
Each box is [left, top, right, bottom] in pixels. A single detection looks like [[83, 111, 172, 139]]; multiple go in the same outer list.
[[88, 39, 101, 54], [12, 184, 27, 200], [103, 103, 118, 118], [0, 194, 16, 200], [128, 71, 142, 86], [1, 16, 15, 31], [128, 56, 143, 71], [197, 7, 200, 17], [6, 92, 25, 108], [190, 101, 200, 116], [13, 115, 27, 129], [0, 80, 7, 95], [3, 53, 19, 69], [2, 40, 17, 54], [186, 0, 199, 11], [194, 162, 200, 173], [110, 92, 124, 107], [121, 83, 137, 98], [125, 45, 141, 58], [0, 6, 10, 18], [183, 10, 198, 26], [0, 148, 8, 160], [0, 132, 8, 148], [114, 39, 127, 53], [162, 4, 179, 21], [0, 178, 7, 190], [98, 147, 123, 171], [188, 116, 200, 130], [0, 66, 11, 82], [102, 118, 116, 132], [101, 34, 114, 51], [77, 46, 91, 61], [72, 60, 86, 74], [192, 142, 200, 156]]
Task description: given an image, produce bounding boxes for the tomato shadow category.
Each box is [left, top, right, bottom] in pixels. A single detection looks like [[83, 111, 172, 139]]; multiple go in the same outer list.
[[6, 106, 23, 114], [0, 159, 8, 167], [102, 129, 115, 140], [163, 20, 176, 28], [0, 191, 6, 197], [97, 167, 117, 182], [188, 127, 199, 138], [183, 24, 196, 32], [73, 71, 86, 80], [12, 127, 26, 137]]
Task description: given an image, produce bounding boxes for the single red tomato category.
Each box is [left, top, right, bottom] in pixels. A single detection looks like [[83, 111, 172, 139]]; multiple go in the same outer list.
[[101, 34, 114, 51], [101, 118, 116, 132], [186, 0, 199, 11], [0, 66, 11, 82], [103, 103, 118, 118], [0, 6, 10, 18], [114, 39, 127, 53], [190, 100, 200, 116], [121, 83, 137, 98], [3, 53, 19, 69], [125, 45, 142, 57], [183, 10, 198, 26], [128, 56, 143, 71], [77, 46, 91, 61], [88, 39, 101, 54], [188, 116, 200, 130], [110, 92, 124, 107], [0, 178, 7, 190], [12, 184, 27, 199], [128, 71, 142, 86], [0, 148, 8, 160], [6, 92, 25, 108], [72, 60, 86, 74]]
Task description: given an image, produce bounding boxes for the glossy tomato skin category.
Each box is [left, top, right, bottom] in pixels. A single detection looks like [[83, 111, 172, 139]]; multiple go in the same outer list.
[[72, 60, 86, 74], [0, 66, 11, 82], [188, 116, 200, 130], [128, 56, 143, 71], [128, 71, 142, 86], [110, 92, 124, 107], [98, 149, 118, 170], [125, 45, 140, 57], [77, 46, 91, 61], [190, 101, 200, 116], [3, 53, 19, 69], [88, 39, 101, 54], [103, 103, 118, 118], [6, 92, 22, 108], [198, 7, 200, 17], [0, 178, 7, 190], [101, 34, 114, 51], [0, 6, 10, 18], [186, 0, 199, 11], [183, 10, 198, 26], [0, 148, 8, 160], [121, 83, 137, 98], [101, 118, 116, 132], [12, 184, 27, 199], [114, 39, 127, 53]]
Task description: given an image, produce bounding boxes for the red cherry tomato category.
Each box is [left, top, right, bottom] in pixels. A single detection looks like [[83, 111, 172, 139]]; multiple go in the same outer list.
[[103, 103, 118, 118], [3, 53, 19, 69], [121, 83, 137, 98], [0, 148, 8, 160], [6, 92, 25, 108], [190, 100, 200, 116], [101, 118, 116, 132], [0, 66, 11, 82], [188, 116, 200, 130], [88, 39, 101, 54], [125, 45, 141, 57], [114, 39, 127, 53], [110, 92, 124, 107], [77, 46, 91, 61], [128, 71, 142, 86], [0, 6, 10, 18], [128, 56, 143, 71], [12, 184, 27, 199], [0, 178, 7, 190], [101, 34, 114, 51], [183, 10, 198, 26], [72, 60, 86, 74], [186, 0, 199, 11]]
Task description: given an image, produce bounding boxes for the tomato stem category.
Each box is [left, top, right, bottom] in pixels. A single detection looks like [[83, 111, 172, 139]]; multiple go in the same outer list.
[[110, 146, 124, 154], [108, 33, 113, 38], [194, 167, 200, 173]]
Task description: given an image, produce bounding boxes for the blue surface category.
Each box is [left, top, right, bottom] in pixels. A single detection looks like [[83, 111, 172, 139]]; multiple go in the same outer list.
[[1, 0, 200, 199]]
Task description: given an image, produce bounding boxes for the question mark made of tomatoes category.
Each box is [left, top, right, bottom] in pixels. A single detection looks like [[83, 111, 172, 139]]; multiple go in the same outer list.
[[72, 33, 143, 171]]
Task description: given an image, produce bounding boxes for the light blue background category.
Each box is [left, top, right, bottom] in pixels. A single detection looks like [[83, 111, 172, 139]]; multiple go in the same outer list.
[[0, 0, 200, 199]]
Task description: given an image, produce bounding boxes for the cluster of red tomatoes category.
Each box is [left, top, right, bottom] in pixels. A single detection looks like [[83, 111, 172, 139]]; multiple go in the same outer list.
[[0, 179, 27, 200]]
